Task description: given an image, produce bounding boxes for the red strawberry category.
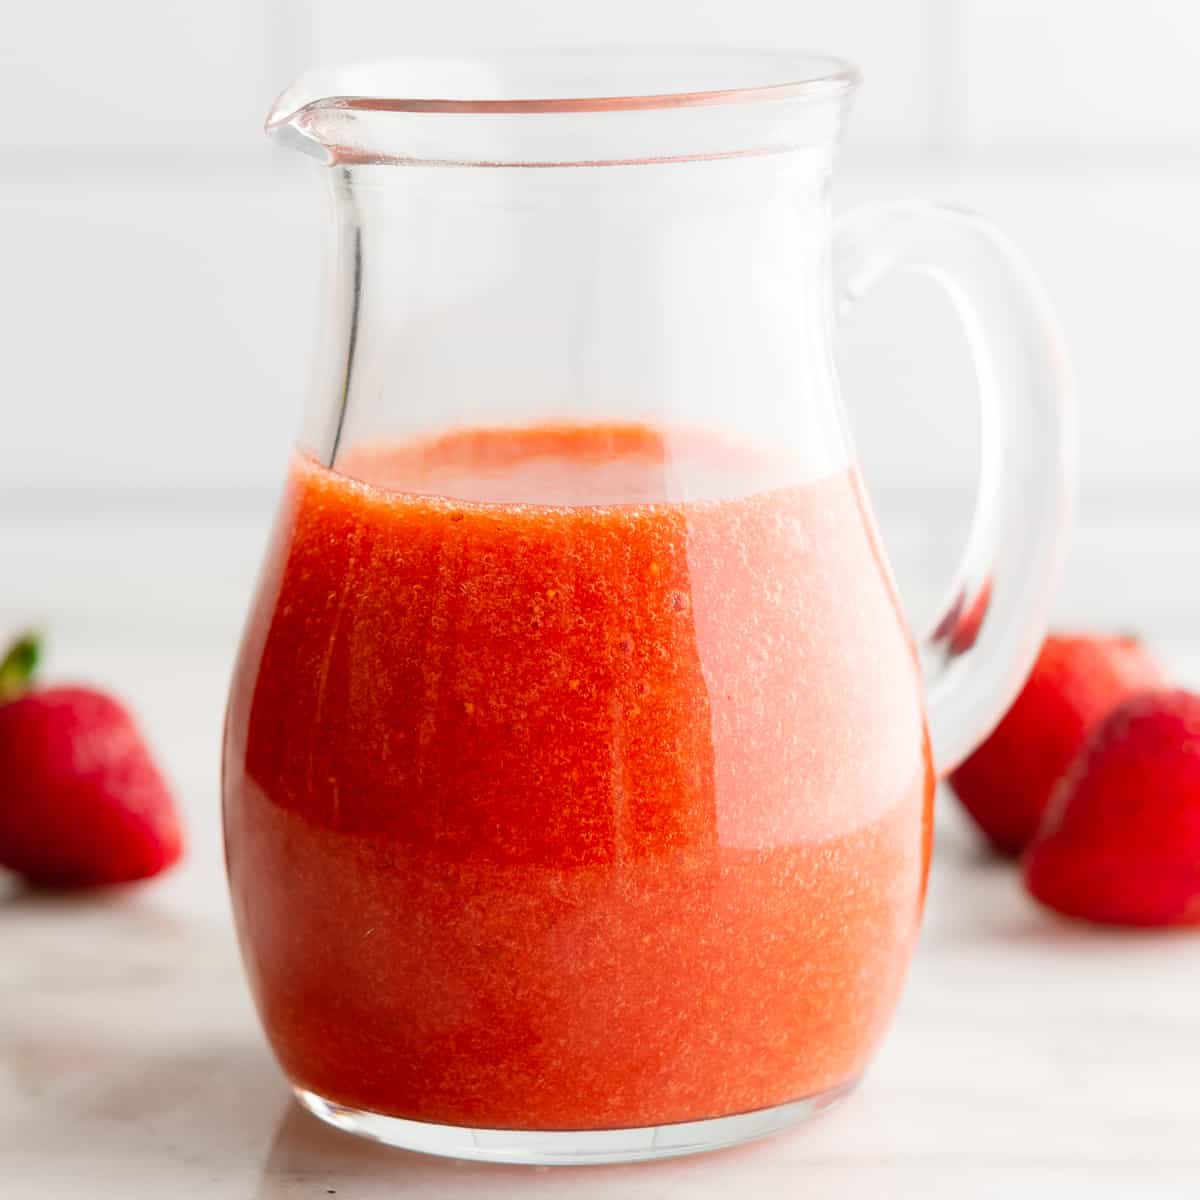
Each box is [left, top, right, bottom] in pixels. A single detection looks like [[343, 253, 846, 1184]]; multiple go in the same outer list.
[[1024, 690, 1200, 926], [0, 633, 182, 887], [949, 634, 1166, 854]]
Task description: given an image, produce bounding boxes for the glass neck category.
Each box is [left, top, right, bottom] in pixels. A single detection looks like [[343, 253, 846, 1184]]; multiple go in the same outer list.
[[300, 148, 848, 480]]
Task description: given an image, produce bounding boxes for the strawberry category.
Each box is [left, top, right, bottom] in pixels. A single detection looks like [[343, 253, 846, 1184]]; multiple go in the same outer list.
[[1023, 689, 1200, 926], [949, 634, 1166, 854], [0, 633, 182, 887]]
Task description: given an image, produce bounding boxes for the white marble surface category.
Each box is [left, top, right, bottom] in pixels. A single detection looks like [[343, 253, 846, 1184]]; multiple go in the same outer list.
[[3, 507, 1200, 1198]]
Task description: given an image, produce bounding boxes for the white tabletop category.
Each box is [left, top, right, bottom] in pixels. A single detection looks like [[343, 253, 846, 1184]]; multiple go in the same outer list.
[[3, 504, 1199, 1199]]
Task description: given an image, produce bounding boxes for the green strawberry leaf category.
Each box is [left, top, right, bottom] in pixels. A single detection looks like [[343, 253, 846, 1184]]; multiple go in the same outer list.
[[0, 631, 41, 702]]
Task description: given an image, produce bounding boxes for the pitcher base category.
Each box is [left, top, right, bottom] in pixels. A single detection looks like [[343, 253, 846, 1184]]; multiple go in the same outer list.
[[293, 1079, 858, 1165]]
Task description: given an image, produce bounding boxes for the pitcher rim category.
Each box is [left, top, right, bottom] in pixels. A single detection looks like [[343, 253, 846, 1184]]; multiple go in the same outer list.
[[267, 47, 861, 129]]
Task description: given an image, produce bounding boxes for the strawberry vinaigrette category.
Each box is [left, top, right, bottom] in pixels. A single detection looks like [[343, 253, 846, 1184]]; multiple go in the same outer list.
[[223, 423, 933, 1132]]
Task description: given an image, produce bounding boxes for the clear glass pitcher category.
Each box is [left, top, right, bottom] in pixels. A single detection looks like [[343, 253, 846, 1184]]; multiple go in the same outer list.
[[223, 49, 1073, 1165]]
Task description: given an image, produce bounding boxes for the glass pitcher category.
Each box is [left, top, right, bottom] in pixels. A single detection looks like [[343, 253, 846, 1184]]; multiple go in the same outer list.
[[223, 49, 1073, 1165]]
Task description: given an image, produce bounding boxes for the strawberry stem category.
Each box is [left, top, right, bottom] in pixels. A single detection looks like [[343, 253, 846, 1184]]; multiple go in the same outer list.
[[0, 631, 41, 702]]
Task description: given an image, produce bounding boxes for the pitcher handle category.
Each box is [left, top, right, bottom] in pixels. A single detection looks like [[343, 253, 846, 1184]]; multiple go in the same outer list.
[[832, 202, 1076, 775]]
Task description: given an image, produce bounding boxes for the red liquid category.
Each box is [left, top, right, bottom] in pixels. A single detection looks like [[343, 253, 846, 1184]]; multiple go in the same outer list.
[[224, 424, 933, 1131]]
